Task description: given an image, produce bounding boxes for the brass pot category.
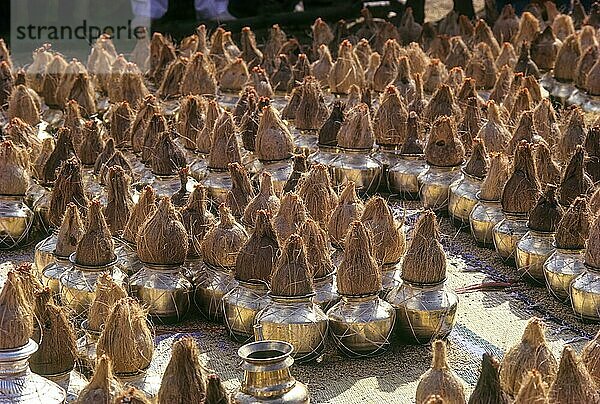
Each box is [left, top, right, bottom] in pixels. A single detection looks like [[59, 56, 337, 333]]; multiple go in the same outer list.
[[418, 165, 463, 212], [136, 172, 198, 200], [381, 262, 402, 297], [516, 229, 555, 283], [193, 262, 238, 322], [223, 281, 272, 343], [570, 264, 600, 321], [60, 254, 127, 316], [189, 154, 208, 181], [128, 262, 192, 323], [0, 195, 35, 249], [77, 320, 101, 369], [201, 168, 233, 206], [44, 369, 88, 403], [492, 212, 529, 264], [448, 172, 481, 227], [312, 273, 340, 311], [292, 129, 319, 154], [34, 231, 58, 275], [544, 248, 585, 303], [255, 159, 294, 195], [114, 237, 143, 276], [326, 294, 395, 357], [41, 255, 70, 298], [386, 279, 458, 344], [388, 154, 428, 199], [308, 145, 339, 167], [232, 340, 310, 404], [469, 197, 504, 247], [28, 183, 51, 231], [328, 148, 383, 194], [118, 371, 162, 399], [255, 295, 328, 363], [0, 339, 66, 403]]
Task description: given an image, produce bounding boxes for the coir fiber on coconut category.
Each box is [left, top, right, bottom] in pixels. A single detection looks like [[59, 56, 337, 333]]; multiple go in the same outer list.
[[513, 370, 548, 404], [270, 234, 313, 297], [528, 184, 563, 233], [235, 210, 279, 284], [76, 355, 120, 404], [88, 273, 127, 333], [0, 271, 33, 349], [208, 112, 242, 170], [300, 218, 335, 279], [180, 185, 216, 258], [425, 116, 465, 167], [274, 192, 307, 244], [559, 145, 594, 207], [318, 101, 344, 147], [327, 182, 364, 248], [243, 172, 280, 227], [468, 353, 509, 404], [104, 166, 133, 236], [297, 164, 338, 227], [415, 340, 466, 404], [123, 186, 157, 244], [402, 210, 446, 284], [501, 141, 540, 214], [547, 346, 600, 403], [361, 196, 405, 266], [255, 105, 294, 161], [75, 200, 115, 266], [49, 158, 89, 227], [201, 204, 248, 269], [55, 203, 85, 258]]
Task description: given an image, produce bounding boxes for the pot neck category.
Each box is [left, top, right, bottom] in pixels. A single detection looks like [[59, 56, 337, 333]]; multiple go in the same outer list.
[[0, 340, 38, 377], [239, 341, 296, 398]]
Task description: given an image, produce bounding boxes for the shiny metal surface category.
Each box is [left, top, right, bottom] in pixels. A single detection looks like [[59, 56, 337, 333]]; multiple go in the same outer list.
[[189, 154, 208, 181], [128, 263, 192, 323], [372, 148, 401, 193], [118, 371, 162, 398], [312, 274, 340, 311], [469, 199, 504, 247], [388, 155, 428, 198], [255, 296, 328, 362], [292, 130, 318, 154], [28, 184, 51, 230], [137, 173, 197, 200], [386, 280, 458, 344], [492, 214, 529, 264], [46, 370, 87, 403], [256, 160, 294, 195], [0, 196, 34, 249], [201, 169, 233, 206], [77, 321, 100, 369], [381, 263, 402, 296], [41, 256, 70, 298], [327, 294, 395, 357], [34, 232, 58, 275], [308, 146, 338, 167], [516, 230, 555, 283], [328, 149, 382, 194], [193, 262, 238, 322], [571, 265, 600, 321], [223, 281, 272, 343], [418, 165, 463, 212], [0, 339, 66, 403], [233, 340, 310, 404], [544, 248, 585, 302], [448, 173, 481, 225], [114, 238, 143, 276]]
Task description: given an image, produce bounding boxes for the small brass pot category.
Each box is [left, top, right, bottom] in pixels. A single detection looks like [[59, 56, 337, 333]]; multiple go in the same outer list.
[[34, 231, 58, 275], [312, 273, 340, 311], [381, 262, 402, 297], [0, 195, 35, 249], [328, 148, 383, 194], [223, 281, 272, 342], [41, 254, 70, 298], [44, 369, 88, 403], [516, 229, 555, 283], [232, 340, 310, 404], [388, 154, 428, 199], [255, 159, 294, 195], [114, 237, 143, 276], [386, 279, 458, 344], [448, 172, 482, 227], [492, 212, 529, 264], [128, 262, 192, 323], [571, 264, 600, 322], [469, 197, 504, 247], [308, 145, 338, 167], [255, 295, 328, 363], [418, 165, 463, 212], [60, 254, 128, 316], [193, 262, 238, 322], [326, 294, 395, 357], [544, 247, 585, 303], [201, 168, 233, 206]]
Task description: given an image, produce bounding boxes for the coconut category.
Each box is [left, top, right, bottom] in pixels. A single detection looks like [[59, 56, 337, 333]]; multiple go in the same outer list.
[[576, 45, 600, 90], [372, 39, 400, 92], [489, 65, 512, 104], [495, 42, 517, 70], [270, 234, 313, 296], [327, 182, 364, 247], [240, 27, 262, 69], [444, 67, 465, 95], [6, 112, 42, 153], [120, 63, 149, 107], [157, 57, 187, 99], [75, 200, 115, 266], [76, 355, 118, 404], [528, 184, 563, 232], [297, 164, 338, 227], [311, 45, 333, 88], [423, 59, 449, 94], [26, 46, 52, 93], [337, 103, 374, 150], [49, 158, 89, 227], [559, 146, 594, 207], [400, 111, 424, 155], [283, 154, 308, 194], [88, 273, 127, 332], [555, 197, 591, 250], [409, 73, 428, 116], [0, 39, 11, 69], [77, 120, 103, 166], [406, 42, 430, 76], [7, 84, 40, 126], [354, 38, 372, 70], [130, 95, 159, 152], [534, 143, 561, 186], [255, 105, 294, 161], [262, 24, 287, 71], [547, 346, 600, 403], [372, 86, 408, 147], [474, 19, 501, 56], [243, 173, 280, 227], [365, 52, 381, 88], [466, 42, 498, 89], [585, 127, 600, 182], [109, 101, 133, 149], [499, 317, 557, 395], [68, 73, 96, 116], [295, 78, 329, 131], [464, 138, 489, 179], [219, 58, 249, 93], [40, 54, 68, 107], [587, 2, 600, 26], [0, 61, 13, 107], [468, 353, 509, 404], [181, 52, 217, 97], [197, 100, 221, 154], [30, 288, 77, 376], [93, 138, 115, 176], [96, 297, 153, 375], [235, 210, 279, 283], [270, 54, 292, 93], [329, 40, 364, 94], [250, 66, 274, 98], [206, 374, 229, 404], [532, 99, 559, 146], [207, 112, 242, 170], [289, 54, 312, 89], [150, 132, 186, 177], [391, 56, 415, 101], [530, 26, 561, 71], [149, 32, 176, 82], [423, 84, 461, 125], [202, 204, 248, 269], [399, 8, 422, 45], [552, 14, 575, 41], [513, 370, 548, 404], [591, 188, 600, 216], [445, 37, 471, 70], [233, 87, 257, 126], [508, 88, 533, 128], [492, 3, 518, 43], [428, 35, 451, 61], [114, 387, 153, 404], [0, 141, 29, 196], [438, 10, 460, 36], [501, 141, 540, 214], [344, 85, 362, 111], [318, 101, 344, 147], [106, 54, 128, 103], [55, 203, 85, 258], [281, 87, 301, 121], [554, 33, 581, 82], [175, 96, 203, 150], [225, 163, 254, 218], [425, 116, 465, 167], [33, 138, 55, 180], [299, 219, 334, 279], [582, 329, 600, 388], [157, 337, 207, 404], [103, 166, 133, 236], [99, 150, 133, 185], [361, 196, 405, 265], [274, 193, 307, 244], [180, 185, 216, 257], [415, 340, 466, 404], [0, 271, 34, 349], [457, 98, 482, 151], [559, 108, 586, 162], [456, 77, 482, 108], [585, 212, 600, 268], [123, 186, 157, 244], [141, 113, 168, 164]]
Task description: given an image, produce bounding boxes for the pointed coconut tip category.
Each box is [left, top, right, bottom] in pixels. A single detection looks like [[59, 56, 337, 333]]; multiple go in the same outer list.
[[555, 196, 591, 250], [55, 202, 85, 258], [77, 355, 115, 403], [528, 183, 563, 232], [464, 138, 489, 179], [157, 337, 206, 404], [270, 234, 313, 297]]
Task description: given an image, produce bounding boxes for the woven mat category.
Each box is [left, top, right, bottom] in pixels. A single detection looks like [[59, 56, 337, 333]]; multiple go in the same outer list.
[[1, 199, 597, 404]]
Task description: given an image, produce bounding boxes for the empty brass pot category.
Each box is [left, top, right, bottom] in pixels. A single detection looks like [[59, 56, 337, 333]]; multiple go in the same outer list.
[[418, 165, 463, 212], [492, 212, 529, 264], [193, 262, 238, 322], [328, 148, 382, 194], [312, 273, 340, 311], [386, 279, 458, 344], [570, 264, 600, 321], [448, 172, 481, 227], [0, 196, 35, 249], [516, 229, 555, 283], [544, 248, 585, 303], [223, 281, 272, 342], [388, 154, 429, 199], [326, 294, 395, 357], [469, 197, 504, 247]]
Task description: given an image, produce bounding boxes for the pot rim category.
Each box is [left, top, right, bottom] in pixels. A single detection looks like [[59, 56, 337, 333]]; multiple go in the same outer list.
[[238, 340, 294, 363], [69, 253, 118, 269], [0, 339, 38, 362]]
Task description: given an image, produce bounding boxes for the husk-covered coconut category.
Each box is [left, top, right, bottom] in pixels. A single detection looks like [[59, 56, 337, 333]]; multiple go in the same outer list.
[[466, 43, 497, 89], [336, 221, 381, 296], [585, 58, 600, 95], [591, 187, 600, 216], [220, 58, 249, 92], [402, 210, 446, 284], [180, 185, 216, 257], [120, 63, 149, 107], [458, 97, 482, 151], [141, 112, 168, 164], [206, 374, 229, 404], [579, 25, 598, 51], [255, 105, 294, 161], [297, 164, 338, 227], [88, 273, 127, 332], [445, 37, 471, 70], [582, 330, 600, 388], [150, 132, 187, 176], [554, 33, 581, 82], [109, 101, 133, 149], [131, 95, 160, 154], [270, 55, 292, 92], [77, 120, 104, 166], [30, 288, 77, 375], [508, 90, 533, 129], [585, 214, 600, 269], [416, 340, 466, 404], [68, 73, 96, 116], [0, 61, 13, 107], [0, 141, 29, 196], [496, 42, 517, 69], [300, 218, 334, 278], [96, 297, 153, 375], [233, 87, 257, 125], [373, 86, 408, 147], [559, 108, 586, 163], [373, 39, 400, 92], [49, 158, 89, 227], [281, 86, 301, 121], [361, 196, 405, 265], [176, 95, 203, 150], [530, 26, 561, 70], [241, 27, 263, 68], [197, 100, 221, 154], [26, 46, 52, 93], [290, 54, 312, 89], [235, 210, 279, 283], [202, 204, 248, 268], [55, 203, 85, 258], [534, 143, 561, 186], [0, 271, 34, 349], [528, 184, 563, 232], [137, 197, 188, 265], [327, 182, 364, 247], [318, 101, 344, 147], [365, 52, 381, 88], [93, 139, 115, 177], [329, 40, 364, 94], [489, 64, 512, 103], [468, 353, 509, 404], [250, 66, 274, 98], [513, 11, 540, 51], [425, 116, 465, 167], [6, 117, 42, 158], [123, 186, 156, 244], [181, 52, 217, 96], [114, 387, 153, 404], [585, 127, 600, 182], [106, 54, 128, 103], [270, 234, 313, 297], [157, 337, 207, 404], [274, 192, 307, 244], [243, 172, 280, 227], [33, 137, 55, 181], [353, 38, 372, 71], [547, 346, 600, 404], [75, 200, 115, 266], [444, 67, 465, 95], [104, 166, 133, 235], [8, 84, 41, 126], [41, 54, 68, 107], [312, 45, 333, 87], [225, 162, 255, 218], [149, 32, 176, 82], [295, 77, 329, 131], [262, 24, 287, 72], [423, 59, 449, 94], [474, 19, 501, 56], [283, 154, 308, 194], [501, 141, 540, 214], [552, 14, 575, 41], [208, 112, 242, 170], [559, 145, 594, 207], [533, 99, 560, 146], [464, 138, 489, 179], [393, 56, 415, 100], [400, 111, 423, 155], [423, 84, 461, 125], [157, 57, 187, 99], [76, 355, 119, 404], [513, 370, 548, 404], [409, 73, 428, 116], [337, 103, 374, 150], [499, 317, 558, 395], [476, 101, 510, 153], [555, 196, 590, 251]]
